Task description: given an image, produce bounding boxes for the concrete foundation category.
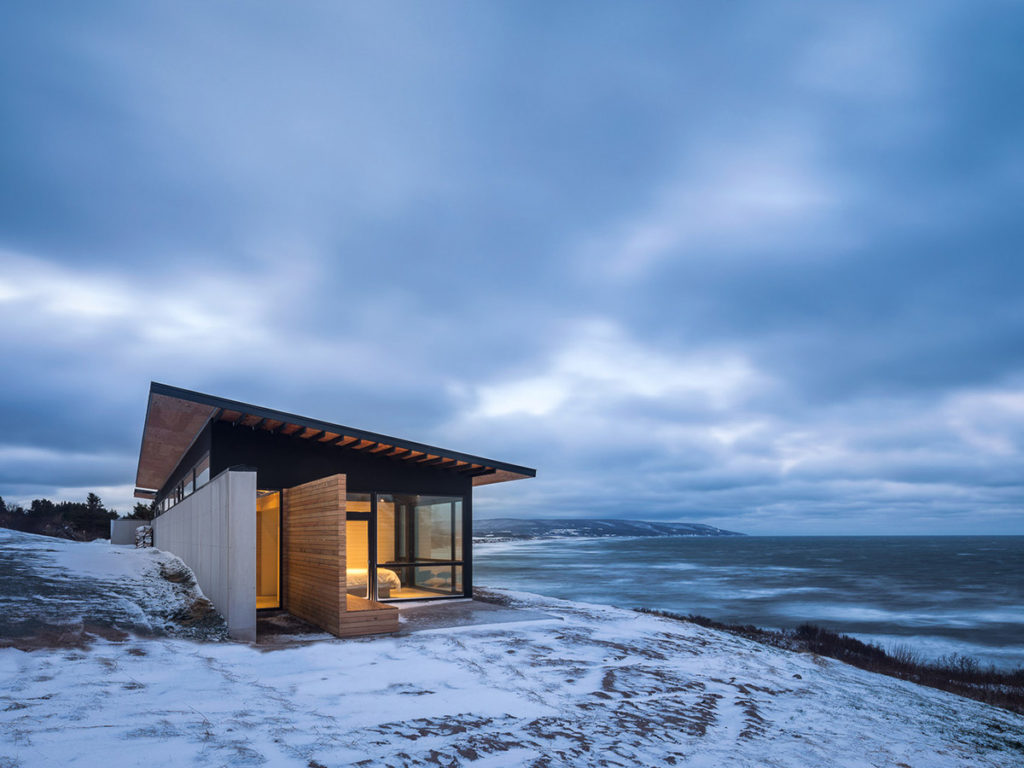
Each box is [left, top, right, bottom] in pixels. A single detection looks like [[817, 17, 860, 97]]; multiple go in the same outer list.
[[151, 469, 257, 641]]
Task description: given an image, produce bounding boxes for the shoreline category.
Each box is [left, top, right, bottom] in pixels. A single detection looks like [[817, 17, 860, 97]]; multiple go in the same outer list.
[[473, 535, 1024, 672]]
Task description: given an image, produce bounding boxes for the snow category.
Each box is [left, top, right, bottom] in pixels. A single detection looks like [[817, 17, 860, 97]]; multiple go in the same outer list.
[[1, 529, 1022, 767], [0, 528, 226, 641]]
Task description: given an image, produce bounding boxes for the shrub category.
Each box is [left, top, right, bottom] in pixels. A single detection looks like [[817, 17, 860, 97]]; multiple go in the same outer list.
[[636, 607, 1024, 715]]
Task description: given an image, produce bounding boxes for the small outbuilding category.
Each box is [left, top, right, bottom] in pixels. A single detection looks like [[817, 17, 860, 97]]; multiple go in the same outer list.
[[134, 382, 535, 640]]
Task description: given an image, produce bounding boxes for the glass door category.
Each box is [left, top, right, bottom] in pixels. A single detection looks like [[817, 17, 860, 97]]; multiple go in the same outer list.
[[256, 491, 280, 609], [345, 493, 373, 599]]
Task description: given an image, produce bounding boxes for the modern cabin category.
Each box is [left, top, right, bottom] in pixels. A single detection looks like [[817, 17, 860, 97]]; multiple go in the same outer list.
[[134, 382, 535, 640]]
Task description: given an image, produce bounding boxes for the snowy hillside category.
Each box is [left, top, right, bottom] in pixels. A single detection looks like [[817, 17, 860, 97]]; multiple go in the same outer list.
[[1, 529, 1021, 767], [0, 528, 225, 645]]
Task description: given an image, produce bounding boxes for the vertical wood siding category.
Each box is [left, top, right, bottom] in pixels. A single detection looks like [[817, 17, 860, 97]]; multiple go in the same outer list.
[[281, 474, 346, 634]]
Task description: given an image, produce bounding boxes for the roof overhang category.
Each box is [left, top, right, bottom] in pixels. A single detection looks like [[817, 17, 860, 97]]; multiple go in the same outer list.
[[135, 389, 218, 492], [135, 382, 536, 495]]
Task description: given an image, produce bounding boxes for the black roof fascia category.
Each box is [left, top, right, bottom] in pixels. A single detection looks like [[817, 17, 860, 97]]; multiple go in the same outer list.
[[149, 382, 537, 478]]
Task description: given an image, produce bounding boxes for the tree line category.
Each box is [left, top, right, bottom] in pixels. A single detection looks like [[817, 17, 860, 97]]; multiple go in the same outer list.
[[0, 493, 156, 541]]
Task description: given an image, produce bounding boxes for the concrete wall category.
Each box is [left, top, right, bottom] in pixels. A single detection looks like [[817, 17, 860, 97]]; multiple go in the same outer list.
[[152, 469, 257, 641], [110, 519, 144, 545]]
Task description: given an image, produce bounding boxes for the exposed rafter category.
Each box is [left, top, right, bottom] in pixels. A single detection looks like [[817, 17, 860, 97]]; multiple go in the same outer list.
[[138, 382, 536, 492]]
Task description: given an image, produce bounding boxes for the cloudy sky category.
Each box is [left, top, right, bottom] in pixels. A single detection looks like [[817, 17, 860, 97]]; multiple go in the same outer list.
[[2, 2, 1023, 534]]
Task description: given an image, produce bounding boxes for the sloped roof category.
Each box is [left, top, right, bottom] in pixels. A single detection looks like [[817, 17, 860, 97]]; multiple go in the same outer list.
[[134, 382, 536, 496]]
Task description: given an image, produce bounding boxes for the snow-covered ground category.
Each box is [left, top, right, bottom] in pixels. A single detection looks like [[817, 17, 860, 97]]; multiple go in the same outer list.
[[0, 529, 1022, 767], [0, 528, 225, 645]]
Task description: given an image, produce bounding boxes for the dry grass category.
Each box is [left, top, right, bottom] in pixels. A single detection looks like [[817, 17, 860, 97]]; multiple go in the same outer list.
[[638, 608, 1024, 717]]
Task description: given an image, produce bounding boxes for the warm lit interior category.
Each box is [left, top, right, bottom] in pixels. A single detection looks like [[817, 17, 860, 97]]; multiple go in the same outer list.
[[256, 491, 280, 609], [376, 494, 463, 600], [345, 519, 370, 599], [340, 493, 464, 601]]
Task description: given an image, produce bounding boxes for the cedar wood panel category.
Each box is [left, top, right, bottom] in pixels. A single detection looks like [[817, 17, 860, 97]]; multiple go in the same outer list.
[[281, 474, 347, 634], [281, 474, 398, 637]]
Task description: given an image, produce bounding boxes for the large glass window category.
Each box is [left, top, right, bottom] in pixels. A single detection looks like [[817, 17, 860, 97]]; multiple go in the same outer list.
[[194, 454, 210, 489], [381, 565, 463, 598], [156, 452, 211, 515], [376, 494, 463, 600]]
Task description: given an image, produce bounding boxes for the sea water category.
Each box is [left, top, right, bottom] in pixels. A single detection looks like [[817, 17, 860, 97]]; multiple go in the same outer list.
[[474, 535, 1024, 669]]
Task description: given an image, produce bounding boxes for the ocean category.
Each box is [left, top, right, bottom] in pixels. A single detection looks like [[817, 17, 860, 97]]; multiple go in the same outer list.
[[474, 535, 1024, 670]]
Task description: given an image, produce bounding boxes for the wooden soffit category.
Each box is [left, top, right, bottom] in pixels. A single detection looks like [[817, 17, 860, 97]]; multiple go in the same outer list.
[[471, 469, 534, 487], [135, 392, 217, 491]]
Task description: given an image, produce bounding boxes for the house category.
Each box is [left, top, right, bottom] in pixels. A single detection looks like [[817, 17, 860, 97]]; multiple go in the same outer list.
[[134, 382, 535, 641]]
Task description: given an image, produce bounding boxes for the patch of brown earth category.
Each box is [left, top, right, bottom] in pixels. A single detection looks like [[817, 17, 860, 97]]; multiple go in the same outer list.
[[0, 621, 130, 651], [158, 561, 195, 585]]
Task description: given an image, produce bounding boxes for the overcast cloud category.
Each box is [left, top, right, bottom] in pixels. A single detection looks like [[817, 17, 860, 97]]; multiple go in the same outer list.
[[2, 2, 1023, 534]]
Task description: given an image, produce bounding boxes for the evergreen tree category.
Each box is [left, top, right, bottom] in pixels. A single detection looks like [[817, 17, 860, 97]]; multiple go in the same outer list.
[[29, 498, 58, 519], [0, 492, 116, 540], [130, 501, 156, 521], [0, 496, 26, 532]]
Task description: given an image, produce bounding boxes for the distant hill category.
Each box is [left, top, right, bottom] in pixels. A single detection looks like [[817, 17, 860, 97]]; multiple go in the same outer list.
[[473, 517, 744, 541]]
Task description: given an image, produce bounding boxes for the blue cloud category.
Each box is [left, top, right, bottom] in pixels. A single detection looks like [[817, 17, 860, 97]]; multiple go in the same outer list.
[[1, 2, 1023, 533]]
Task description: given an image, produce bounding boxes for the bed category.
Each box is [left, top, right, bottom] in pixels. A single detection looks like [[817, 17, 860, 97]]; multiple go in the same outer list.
[[346, 567, 401, 599], [415, 569, 453, 590]]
